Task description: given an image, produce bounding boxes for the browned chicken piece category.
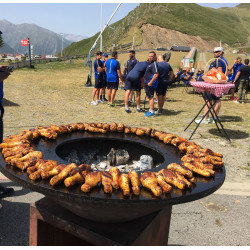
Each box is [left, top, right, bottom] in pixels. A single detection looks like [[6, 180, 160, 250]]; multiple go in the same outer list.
[[110, 122, 117, 132], [27, 165, 38, 174], [182, 162, 212, 177], [75, 123, 85, 131], [2, 145, 33, 159], [64, 164, 91, 187], [81, 171, 102, 193], [50, 163, 77, 186], [163, 134, 177, 144], [101, 171, 113, 193], [96, 123, 104, 129], [124, 126, 131, 134], [128, 171, 140, 195], [145, 127, 152, 136], [154, 131, 163, 139], [167, 163, 193, 179], [109, 167, 121, 189], [140, 172, 162, 197], [173, 171, 192, 188], [118, 173, 130, 196], [18, 130, 34, 141], [58, 125, 70, 134], [130, 127, 137, 134], [88, 126, 96, 133], [136, 128, 145, 136], [29, 128, 40, 140], [14, 157, 39, 171], [150, 129, 157, 137], [67, 123, 78, 131], [10, 151, 43, 170], [41, 164, 66, 179], [159, 169, 186, 190], [181, 155, 215, 175], [2, 144, 28, 154], [0, 139, 30, 149], [37, 127, 58, 139], [155, 172, 172, 193], [89, 122, 97, 128], [49, 125, 61, 133], [29, 160, 58, 180], [199, 148, 223, 158], [99, 128, 107, 134], [159, 133, 168, 141], [103, 123, 110, 131], [64, 124, 76, 133], [171, 137, 188, 147], [178, 142, 199, 153], [117, 123, 125, 132]]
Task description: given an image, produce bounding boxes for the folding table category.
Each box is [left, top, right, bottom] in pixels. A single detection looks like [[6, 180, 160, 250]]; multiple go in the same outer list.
[[184, 81, 234, 141]]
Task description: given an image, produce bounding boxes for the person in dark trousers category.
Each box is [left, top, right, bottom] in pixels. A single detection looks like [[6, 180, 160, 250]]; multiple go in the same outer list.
[[124, 61, 149, 113], [228, 57, 243, 101], [91, 51, 104, 105], [233, 58, 250, 103], [144, 51, 159, 117], [155, 54, 173, 114], [0, 64, 14, 198], [100, 53, 108, 102], [105, 51, 123, 106]]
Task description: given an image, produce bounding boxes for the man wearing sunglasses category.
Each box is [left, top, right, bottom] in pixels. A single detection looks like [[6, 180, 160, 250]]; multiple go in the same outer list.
[[195, 47, 228, 124]]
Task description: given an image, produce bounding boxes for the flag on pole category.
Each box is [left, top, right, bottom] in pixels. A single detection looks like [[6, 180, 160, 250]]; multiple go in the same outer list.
[[21, 39, 29, 46]]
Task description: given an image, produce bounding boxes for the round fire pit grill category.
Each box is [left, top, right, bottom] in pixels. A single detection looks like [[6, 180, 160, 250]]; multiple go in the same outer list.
[[0, 131, 225, 223]]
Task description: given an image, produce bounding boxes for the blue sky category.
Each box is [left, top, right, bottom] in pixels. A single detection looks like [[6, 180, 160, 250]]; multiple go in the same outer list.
[[0, 3, 240, 37]]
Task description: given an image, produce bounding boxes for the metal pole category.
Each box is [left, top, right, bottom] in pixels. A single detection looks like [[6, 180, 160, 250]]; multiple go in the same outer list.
[[100, 3, 102, 52], [28, 38, 31, 68]]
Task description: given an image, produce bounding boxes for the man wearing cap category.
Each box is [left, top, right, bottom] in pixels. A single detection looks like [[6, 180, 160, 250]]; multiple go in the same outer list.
[[195, 46, 228, 124], [100, 53, 108, 102]]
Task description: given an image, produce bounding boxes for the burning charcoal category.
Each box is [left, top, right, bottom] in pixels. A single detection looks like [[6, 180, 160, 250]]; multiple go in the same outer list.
[[107, 148, 116, 166], [134, 155, 153, 171], [115, 149, 129, 165], [98, 162, 107, 170]]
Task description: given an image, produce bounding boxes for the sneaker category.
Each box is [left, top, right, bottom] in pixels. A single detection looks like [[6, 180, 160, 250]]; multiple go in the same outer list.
[[109, 103, 115, 107], [195, 118, 209, 124], [96, 99, 104, 104], [128, 100, 132, 106], [0, 186, 14, 199], [107, 102, 111, 106], [144, 111, 151, 115], [103, 97, 108, 102], [91, 101, 97, 105], [136, 108, 143, 113], [125, 109, 131, 113], [154, 99, 158, 103], [229, 96, 234, 100], [144, 112, 155, 117], [207, 117, 213, 123], [155, 109, 163, 115], [234, 97, 237, 101], [234, 100, 240, 103]]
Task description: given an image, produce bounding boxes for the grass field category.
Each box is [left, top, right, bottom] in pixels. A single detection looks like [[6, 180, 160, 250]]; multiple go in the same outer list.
[[2, 51, 250, 180]]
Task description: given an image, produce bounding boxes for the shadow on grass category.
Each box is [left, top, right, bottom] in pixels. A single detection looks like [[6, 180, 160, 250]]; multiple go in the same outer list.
[[2, 98, 19, 107], [219, 115, 243, 122], [208, 128, 249, 140], [163, 109, 185, 116]]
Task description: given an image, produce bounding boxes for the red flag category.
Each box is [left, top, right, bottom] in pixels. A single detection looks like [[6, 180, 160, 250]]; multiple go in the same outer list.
[[21, 39, 29, 46]]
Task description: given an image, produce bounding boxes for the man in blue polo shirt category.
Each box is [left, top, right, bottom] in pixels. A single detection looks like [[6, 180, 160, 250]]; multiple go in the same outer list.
[[195, 46, 228, 124], [91, 51, 104, 105], [100, 53, 108, 102], [144, 51, 159, 117], [124, 61, 149, 113], [155, 54, 174, 115], [105, 51, 123, 106], [0, 64, 14, 198], [228, 57, 243, 101]]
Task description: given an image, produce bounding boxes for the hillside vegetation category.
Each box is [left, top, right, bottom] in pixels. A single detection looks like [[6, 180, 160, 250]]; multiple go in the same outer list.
[[63, 3, 250, 56]]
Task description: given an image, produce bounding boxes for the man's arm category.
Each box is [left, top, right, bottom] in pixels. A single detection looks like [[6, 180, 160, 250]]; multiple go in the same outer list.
[[147, 73, 159, 87], [233, 71, 241, 84], [169, 70, 174, 82]]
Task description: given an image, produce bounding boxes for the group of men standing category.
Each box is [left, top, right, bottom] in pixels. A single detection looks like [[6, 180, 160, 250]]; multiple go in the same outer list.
[[91, 50, 174, 117]]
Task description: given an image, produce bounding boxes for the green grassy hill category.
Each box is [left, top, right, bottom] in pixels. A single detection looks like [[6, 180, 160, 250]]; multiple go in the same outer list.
[[62, 3, 250, 56]]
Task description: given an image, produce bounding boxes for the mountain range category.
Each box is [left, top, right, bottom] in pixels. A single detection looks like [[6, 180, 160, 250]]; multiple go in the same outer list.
[[0, 19, 86, 55], [63, 3, 250, 55]]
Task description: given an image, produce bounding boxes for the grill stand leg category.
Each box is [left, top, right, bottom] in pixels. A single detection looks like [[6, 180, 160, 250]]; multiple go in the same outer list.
[[29, 197, 172, 246]]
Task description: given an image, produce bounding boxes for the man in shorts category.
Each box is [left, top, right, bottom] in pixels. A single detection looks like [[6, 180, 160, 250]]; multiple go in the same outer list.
[[144, 51, 159, 117], [105, 51, 123, 106], [124, 61, 149, 113], [91, 51, 104, 105], [155, 54, 174, 114]]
